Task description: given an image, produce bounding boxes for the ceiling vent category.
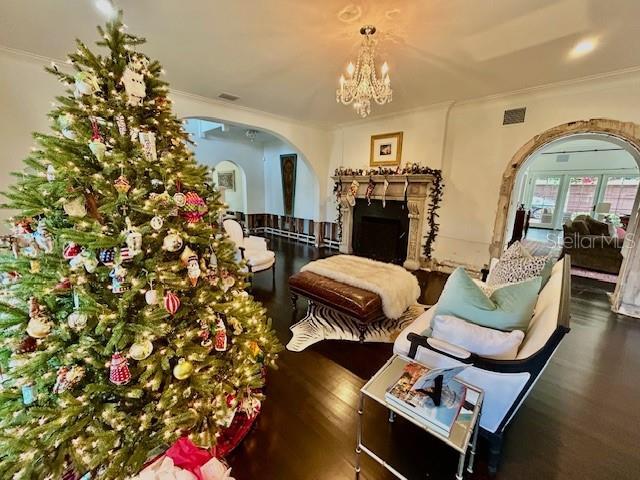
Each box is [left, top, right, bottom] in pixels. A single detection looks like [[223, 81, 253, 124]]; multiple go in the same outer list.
[[218, 92, 239, 102], [556, 154, 570, 163], [503, 107, 526, 125]]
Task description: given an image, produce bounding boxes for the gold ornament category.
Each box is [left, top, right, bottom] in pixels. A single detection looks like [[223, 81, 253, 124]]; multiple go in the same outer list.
[[129, 339, 153, 361], [173, 358, 194, 380]]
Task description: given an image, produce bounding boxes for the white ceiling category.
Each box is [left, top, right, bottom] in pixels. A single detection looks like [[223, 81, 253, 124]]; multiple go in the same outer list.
[[2, 0, 640, 125]]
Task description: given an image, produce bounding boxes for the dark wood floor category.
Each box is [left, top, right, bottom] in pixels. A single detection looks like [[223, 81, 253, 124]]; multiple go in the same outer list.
[[226, 236, 640, 480]]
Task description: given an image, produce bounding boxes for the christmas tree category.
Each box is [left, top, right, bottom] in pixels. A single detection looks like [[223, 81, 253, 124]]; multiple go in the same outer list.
[[0, 14, 281, 479]]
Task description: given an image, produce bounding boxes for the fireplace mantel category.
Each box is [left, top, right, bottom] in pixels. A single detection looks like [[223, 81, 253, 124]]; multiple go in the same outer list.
[[332, 174, 434, 270]]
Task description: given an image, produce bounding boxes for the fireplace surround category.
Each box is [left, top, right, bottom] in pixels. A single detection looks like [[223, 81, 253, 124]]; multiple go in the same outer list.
[[332, 174, 434, 270]]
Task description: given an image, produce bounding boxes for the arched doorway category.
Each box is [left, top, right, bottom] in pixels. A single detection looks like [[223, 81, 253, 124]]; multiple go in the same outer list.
[[490, 119, 640, 318], [213, 160, 247, 214]]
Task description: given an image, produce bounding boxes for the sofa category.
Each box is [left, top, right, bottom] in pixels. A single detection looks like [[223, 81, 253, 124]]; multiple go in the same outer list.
[[393, 256, 571, 474], [563, 215, 623, 274]]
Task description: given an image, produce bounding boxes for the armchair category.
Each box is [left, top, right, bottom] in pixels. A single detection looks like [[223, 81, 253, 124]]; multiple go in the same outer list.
[[222, 219, 275, 285]]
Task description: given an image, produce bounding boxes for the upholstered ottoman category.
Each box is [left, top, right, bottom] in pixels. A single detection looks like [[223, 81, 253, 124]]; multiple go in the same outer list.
[[288, 271, 385, 339]]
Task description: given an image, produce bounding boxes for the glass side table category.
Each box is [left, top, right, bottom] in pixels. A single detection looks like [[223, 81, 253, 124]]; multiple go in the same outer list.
[[356, 355, 484, 480]]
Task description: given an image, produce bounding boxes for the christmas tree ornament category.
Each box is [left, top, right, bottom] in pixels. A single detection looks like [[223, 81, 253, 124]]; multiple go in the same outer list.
[[16, 335, 37, 354], [114, 175, 131, 194], [57, 113, 76, 139], [0, 270, 20, 286], [121, 57, 147, 106], [119, 246, 134, 262], [187, 258, 201, 287], [214, 316, 227, 352], [115, 114, 127, 136], [46, 164, 56, 182], [162, 232, 183, 252], [67, 310, 88, 331], [110, 264, 129, 294], [173, 192, 187, 207], [63, 243, 82, 260], [26, 315, 51, 339], [109, 352, 131, 385], [182, 192, 208, 223], [150, 215, 164, 231], [26, 298, 52, 339], [172, 358, 194, 380], [180, 246, 197, 266], [54, 277, 71, 290], [138, 131, 157, 161], [197, 318, 212, 347], [129, 339, 153, 361], [88, 120, 106, 161], [69, 249, 98, 273], [63, 196, 87, 217], [220, 269, 235, 292], [249, 341, 262, 359], [74, 71, 99, 97], [124, 218, 143, 255], [33, 219, 54, 254], [99, 248, 116, 265], [164, 291, 180, 315], [129, 126, 140, 143], [30, 260, 41, 273], [53, 365, 85, 394], [228, 316, 243, 335], [144, 280, 159, 305], [209, 247, 218, 268], [21, 384, 35, 406]]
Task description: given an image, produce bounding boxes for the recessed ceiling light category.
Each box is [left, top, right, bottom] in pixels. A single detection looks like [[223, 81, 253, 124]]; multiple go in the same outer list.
[[569, 38, 598, 59], [94, 0, 117, 19]]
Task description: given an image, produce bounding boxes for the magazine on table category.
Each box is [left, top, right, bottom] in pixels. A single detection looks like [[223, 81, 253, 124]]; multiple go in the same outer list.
[[385, 362, 469, 434]]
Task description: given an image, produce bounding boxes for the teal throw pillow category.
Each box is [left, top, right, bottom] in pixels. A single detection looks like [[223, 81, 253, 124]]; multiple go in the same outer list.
[[434, 267, 541, 332]]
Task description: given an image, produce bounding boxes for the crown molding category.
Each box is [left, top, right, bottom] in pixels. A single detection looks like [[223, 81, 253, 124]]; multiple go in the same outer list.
[[3, 43, 640, 131]]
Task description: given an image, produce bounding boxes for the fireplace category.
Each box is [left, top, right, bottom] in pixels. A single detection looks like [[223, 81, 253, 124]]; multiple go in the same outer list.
[[352, 199, 409, 264], [331, 174, 434, 270]]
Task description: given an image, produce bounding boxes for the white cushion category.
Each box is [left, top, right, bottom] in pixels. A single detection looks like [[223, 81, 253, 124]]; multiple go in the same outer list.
[[432, 315, 525, 360], [245, 249, 275, 268]]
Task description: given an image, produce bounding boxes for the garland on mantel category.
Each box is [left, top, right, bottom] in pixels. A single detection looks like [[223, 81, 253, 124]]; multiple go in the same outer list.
[[332, 164, 444, 259]]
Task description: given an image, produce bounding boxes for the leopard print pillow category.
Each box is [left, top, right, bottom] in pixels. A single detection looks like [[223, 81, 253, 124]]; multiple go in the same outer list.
[[487, 255, 547, 286]]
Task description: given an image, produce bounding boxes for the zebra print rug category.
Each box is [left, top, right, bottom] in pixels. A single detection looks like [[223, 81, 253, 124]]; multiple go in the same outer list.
[[286, 303, 427, 352]]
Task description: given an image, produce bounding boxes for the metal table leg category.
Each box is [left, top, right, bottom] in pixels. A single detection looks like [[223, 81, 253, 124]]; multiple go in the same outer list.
[[355, 392, 364, 475], [467, 414, 481, 474], [456, 450, 467, 480]]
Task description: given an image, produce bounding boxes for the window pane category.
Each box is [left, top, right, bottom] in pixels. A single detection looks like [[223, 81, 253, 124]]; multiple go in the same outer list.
[[602, 176, 639, 216], [564, 176, 599, 218], [530, 176, 560, 225]]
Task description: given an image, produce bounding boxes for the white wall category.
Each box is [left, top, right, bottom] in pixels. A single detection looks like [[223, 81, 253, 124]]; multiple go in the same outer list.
[[263, 139, 318, 219]]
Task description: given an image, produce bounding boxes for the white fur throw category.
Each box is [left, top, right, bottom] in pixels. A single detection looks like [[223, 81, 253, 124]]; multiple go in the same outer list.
[[300, 255, 420, 319]]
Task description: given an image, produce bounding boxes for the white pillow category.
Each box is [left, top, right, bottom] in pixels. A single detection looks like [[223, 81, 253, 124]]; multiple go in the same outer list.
[[431, 315, 525, 360]]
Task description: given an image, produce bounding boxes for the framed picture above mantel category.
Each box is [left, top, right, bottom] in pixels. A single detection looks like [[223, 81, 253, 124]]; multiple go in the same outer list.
[[370, 131, 403, 167]]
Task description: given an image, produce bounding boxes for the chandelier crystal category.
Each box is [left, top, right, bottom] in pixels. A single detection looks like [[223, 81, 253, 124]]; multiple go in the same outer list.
[[336, 25, 392, 118]]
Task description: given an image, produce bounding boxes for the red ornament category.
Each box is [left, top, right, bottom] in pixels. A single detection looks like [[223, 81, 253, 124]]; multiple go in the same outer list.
[[63, 243, 82, 260], [164, 291, 180, 315], [214, 318, 227, 352], [109, 352, 131, 385], [16, 335, 37, 354], [181, 191, 207, 223], [55, 277, 71, 290]]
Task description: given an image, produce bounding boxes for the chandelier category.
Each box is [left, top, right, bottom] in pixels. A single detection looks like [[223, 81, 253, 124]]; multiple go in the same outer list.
[[336, 25, 392, 118]]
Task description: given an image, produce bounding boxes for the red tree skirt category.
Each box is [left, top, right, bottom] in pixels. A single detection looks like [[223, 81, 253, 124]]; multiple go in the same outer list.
[[213, 407, 260, 458]]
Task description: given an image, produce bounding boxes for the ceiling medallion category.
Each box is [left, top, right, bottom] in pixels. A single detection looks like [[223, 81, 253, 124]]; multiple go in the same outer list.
[[336, 25, 392, 118]]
